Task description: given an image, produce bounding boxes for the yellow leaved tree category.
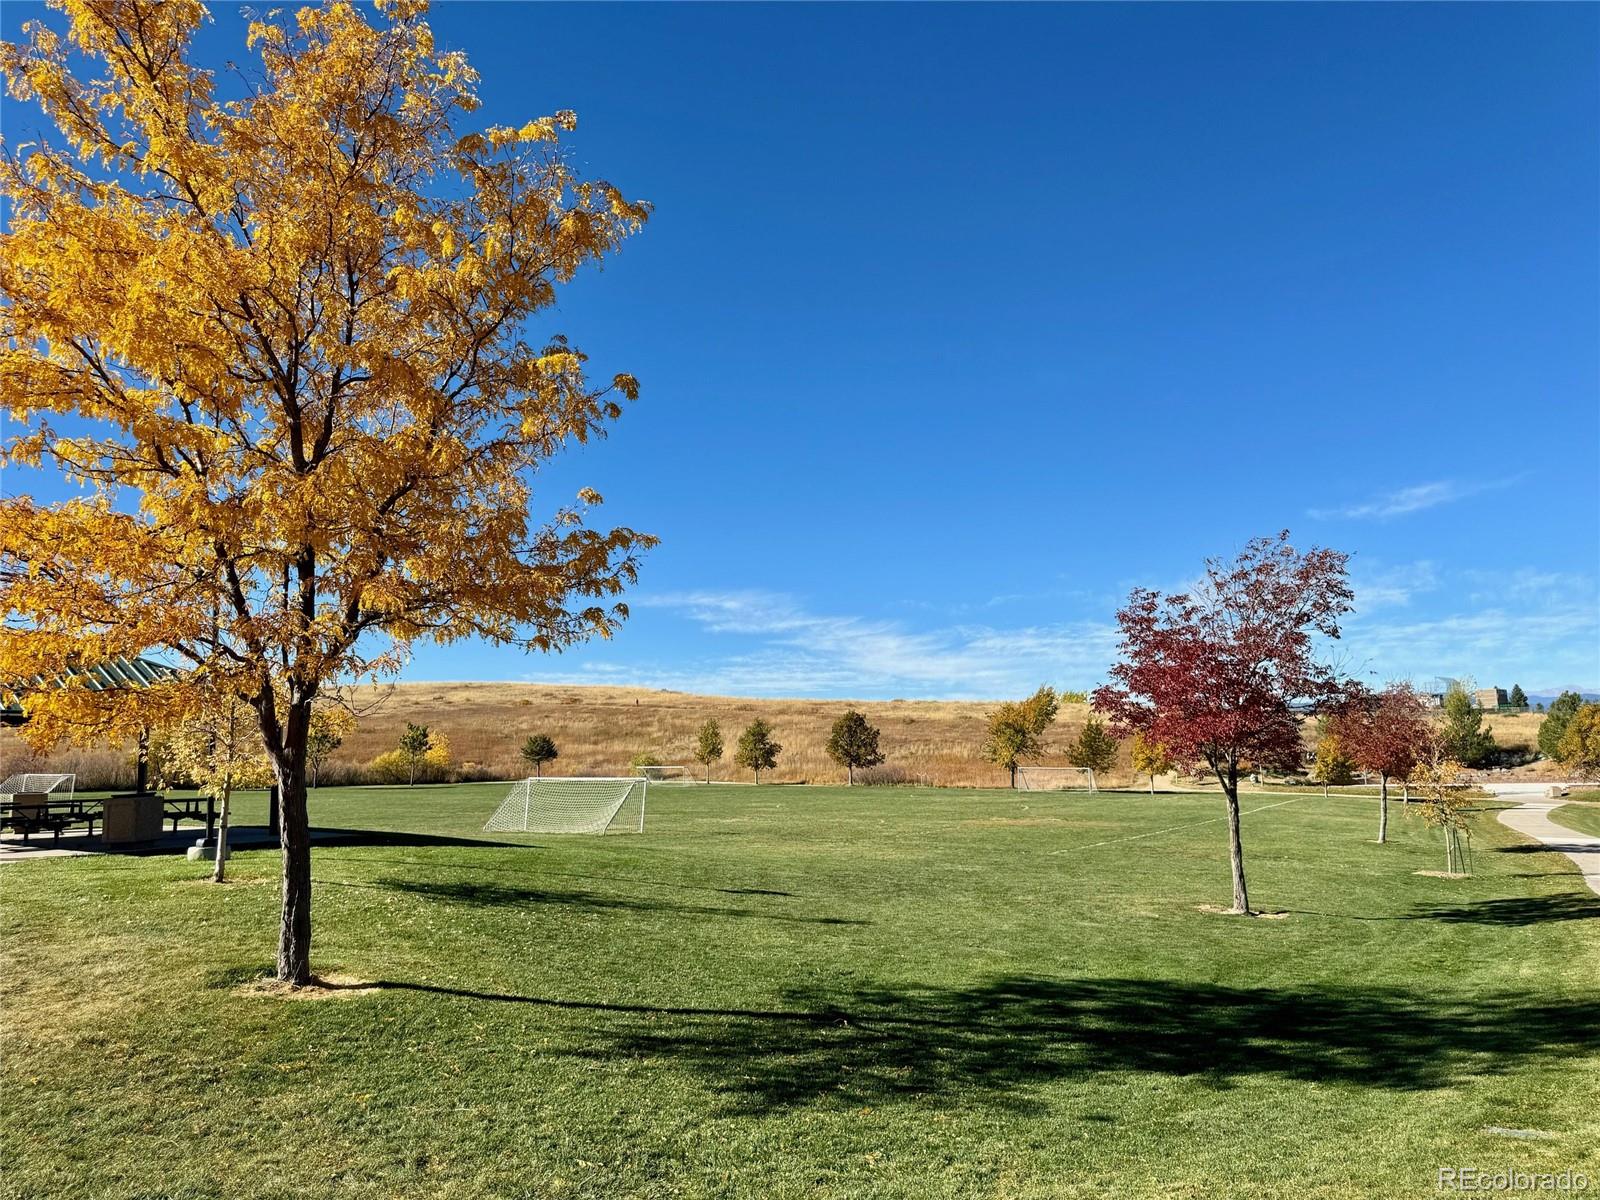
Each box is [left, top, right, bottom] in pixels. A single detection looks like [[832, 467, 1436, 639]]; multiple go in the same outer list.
[[0, 0, 653, 982], [156, 682, 274, 884]]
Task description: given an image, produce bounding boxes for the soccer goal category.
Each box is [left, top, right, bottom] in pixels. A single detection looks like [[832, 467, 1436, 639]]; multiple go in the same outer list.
[[0, 773, 76, 803], [1015, 766, 1097, 793], [483, 777, 647, 835], [637, 764, 690, 784]]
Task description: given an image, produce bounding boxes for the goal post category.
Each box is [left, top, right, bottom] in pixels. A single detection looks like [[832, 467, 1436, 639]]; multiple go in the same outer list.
[[1014, 766, 1097, 793], [0, 773, 76, 803], [483, 777, 648, 835], [637, 764, 689, 784]]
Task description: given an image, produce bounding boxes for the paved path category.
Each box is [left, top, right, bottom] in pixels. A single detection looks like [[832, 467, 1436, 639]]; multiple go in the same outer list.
[[1488, 784, 1600, 897]]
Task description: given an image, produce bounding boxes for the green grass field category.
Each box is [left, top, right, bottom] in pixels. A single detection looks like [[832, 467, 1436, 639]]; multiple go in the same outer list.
[[1552, 801, 1600, 839], [3, 784, 1598, 1199]]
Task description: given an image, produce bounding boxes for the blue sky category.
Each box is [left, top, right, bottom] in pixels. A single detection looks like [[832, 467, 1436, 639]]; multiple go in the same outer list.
[[4, 2, 1597, 699]]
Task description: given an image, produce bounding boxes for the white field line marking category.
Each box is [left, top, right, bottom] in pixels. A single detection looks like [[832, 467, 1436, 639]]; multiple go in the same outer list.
[[1050, 795, 1311, 854]]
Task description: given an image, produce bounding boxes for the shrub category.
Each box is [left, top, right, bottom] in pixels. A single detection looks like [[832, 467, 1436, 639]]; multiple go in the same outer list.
[[369, 733, 454, 785]]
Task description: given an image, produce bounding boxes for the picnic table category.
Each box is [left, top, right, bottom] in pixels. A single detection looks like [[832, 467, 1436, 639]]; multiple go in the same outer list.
[[0, 793, 217, 846], [0, 794, 105, 843]]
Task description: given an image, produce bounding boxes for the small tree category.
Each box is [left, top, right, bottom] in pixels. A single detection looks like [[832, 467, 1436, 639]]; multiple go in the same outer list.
[[521, 734, 558, 778], [1539, 691, 1585, 760], [398, 723, 432, 787], [693, 719, 724, 784], [157, 691, 272, 883], [1508, 684, 1527, 709], [982, 686, 1059, 788], [1066, 715, 1119, 776], [306, 707, 354, 789], [1094, 532, 1353, 915], [1439, 682, 1496, 767], [1332, 683, 1430, 843], [1129, 732, 1174, 794], [1311, 733, 1357, 796], [735, 719, 781, 782], [1411, 747, 1471, 875], [1059, 690, 1089, 704], [629, 751, 663, 771], [827, 710, 885, 785], [1556, 704, 1600, 776]]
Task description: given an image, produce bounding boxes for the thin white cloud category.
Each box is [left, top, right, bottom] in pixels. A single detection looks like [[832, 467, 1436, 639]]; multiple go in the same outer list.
[[1308, 477, 1517, 522], [1342, 605, 1599, 690], [518, 572, 1597, 702], [593, 590, 1119, 699], [1349, 560, 1440, 614]]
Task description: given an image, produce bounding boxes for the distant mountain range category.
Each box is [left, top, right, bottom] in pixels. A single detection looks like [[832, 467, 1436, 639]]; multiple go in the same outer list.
[[1525, 688, 1600, 707]]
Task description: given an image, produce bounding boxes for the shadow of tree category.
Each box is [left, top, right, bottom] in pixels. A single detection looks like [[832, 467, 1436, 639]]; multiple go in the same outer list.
[[308, 828, 533, 851], [362, 877, 865, 926], [350, 975, 1600, 1114], [1407, 895, 1600, 925], [341, 857, 797, 898]]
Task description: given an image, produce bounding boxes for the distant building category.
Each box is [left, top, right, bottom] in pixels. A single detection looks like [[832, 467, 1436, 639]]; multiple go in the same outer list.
[[1475, 687, 1508, 709]]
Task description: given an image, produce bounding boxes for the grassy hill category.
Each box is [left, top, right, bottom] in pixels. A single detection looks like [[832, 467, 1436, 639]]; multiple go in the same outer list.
[[2, 681, 1557, 790], [327, 682, 1112, 788]]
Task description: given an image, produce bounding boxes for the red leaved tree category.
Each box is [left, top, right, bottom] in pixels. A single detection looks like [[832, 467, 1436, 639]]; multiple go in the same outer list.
[[1330, 683, 1432, 844], [1093, 532, 1353, 914]]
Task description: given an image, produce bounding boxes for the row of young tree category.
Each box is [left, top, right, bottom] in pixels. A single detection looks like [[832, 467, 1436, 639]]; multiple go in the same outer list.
[[977, 686, 1126, 786], [515, 710, 882, 784]]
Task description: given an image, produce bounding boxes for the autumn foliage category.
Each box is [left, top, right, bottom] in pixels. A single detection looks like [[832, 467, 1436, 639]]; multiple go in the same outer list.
[[0, 0, 652, 982], [1330, 683, 1432, 843], [1094, 532, 1353, 913]]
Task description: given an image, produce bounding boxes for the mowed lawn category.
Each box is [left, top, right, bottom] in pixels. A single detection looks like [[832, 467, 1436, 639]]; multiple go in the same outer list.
[[3, 784, 1598, 1200], [1553, 800, 1600, 839]]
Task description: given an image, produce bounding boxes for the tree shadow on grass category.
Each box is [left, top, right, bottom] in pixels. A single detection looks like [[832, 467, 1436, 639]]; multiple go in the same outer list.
[[1492, 843, 1589, 855], [308, 828, 534, 851], [352, 975, 1600, 1115], [341, 857, 796, 898], [1407, 894, 1600, 925], [356, 877, 865, 926]]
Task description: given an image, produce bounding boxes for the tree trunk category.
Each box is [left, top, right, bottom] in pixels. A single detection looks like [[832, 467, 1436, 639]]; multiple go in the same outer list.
[[847, 764, 854, 786], [212, 783, 232, 884], [1216, 760, 1251, 914], [1377, 774, 1389, 844], [1008, 762, 1017, 789], [1149, 773, 1156, 795], [135, 726, 150, 793], [274, 706, 313, 985]]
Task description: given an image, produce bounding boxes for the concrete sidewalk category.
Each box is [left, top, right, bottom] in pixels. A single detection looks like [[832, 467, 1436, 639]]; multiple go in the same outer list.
[[1488, 785, 1600, 897], [0, 824, 281, 864]]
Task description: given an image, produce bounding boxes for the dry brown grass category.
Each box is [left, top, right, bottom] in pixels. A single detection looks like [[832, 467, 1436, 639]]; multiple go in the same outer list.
[[0, 682, 1556, 789], [326, 681, 1123, 788]]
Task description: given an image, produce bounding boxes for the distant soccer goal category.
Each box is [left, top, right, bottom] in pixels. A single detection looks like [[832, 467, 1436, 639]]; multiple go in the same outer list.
[[483, 777, 647, 835], [0, 773, 75, 803], [1015, 766, 1097, 793], [637, 764, 690, 784]]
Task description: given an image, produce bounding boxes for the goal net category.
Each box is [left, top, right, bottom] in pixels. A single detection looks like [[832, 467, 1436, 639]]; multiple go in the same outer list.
[[484, 777, 648, 835], [0, 773, 75, 802], [637, 764, 689, 784], [1015, 766, 1097, 793]]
